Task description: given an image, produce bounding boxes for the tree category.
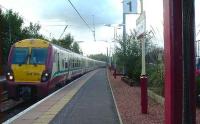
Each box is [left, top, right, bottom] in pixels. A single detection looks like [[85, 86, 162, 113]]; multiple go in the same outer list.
[[0, 9, 46, 65], [71, 42, 81, 54], [21, 22, 45, 39], [2, 10, 24, 64], [50, 34, 74, 49], [60, 34, 74, 50], [51, 33, 82, 54], [88, 54, 108, 62], [115, 31, 142, 81]]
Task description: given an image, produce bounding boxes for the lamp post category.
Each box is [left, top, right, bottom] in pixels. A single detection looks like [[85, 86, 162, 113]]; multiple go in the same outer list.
[[104, 24, 122, 77], [97, 40, 114, 70]]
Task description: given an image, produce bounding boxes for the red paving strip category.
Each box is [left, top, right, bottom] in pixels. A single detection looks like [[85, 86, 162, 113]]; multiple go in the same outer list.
[[108, 70, 164, 124], [108, 70, 200, 124], [197, 108, 200, 123]]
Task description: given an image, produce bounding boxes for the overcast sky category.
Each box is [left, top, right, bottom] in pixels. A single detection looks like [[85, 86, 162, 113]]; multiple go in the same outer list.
[[0, 0, 199, 55]]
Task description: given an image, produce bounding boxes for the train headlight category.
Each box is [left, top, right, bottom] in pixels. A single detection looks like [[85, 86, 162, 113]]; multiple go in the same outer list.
[[41, 71, 50, 82], [6, 71, 14, 81], [9, 75, 14, 80]]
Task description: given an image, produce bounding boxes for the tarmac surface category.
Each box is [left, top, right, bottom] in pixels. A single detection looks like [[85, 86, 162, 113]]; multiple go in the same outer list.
[[51, 68, 120, 124], [4, 69, 120, 124]]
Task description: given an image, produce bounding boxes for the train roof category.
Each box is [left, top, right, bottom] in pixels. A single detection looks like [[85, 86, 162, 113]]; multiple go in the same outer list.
[[14, 39, 105, 64], [14, 39, 50, 48]]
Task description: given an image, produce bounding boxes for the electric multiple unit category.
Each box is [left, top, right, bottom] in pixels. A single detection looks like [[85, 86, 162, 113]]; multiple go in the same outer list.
[[6, 39, 105, 100]]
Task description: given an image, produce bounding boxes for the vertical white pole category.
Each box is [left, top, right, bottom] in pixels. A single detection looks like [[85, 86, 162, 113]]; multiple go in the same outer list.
[[141, 38, 146, 75], [122, 13, 126, 75], [140, 0, 145, 75]]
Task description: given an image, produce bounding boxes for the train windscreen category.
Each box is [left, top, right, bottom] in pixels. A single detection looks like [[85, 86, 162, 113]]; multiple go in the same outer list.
[[12, 48, 29, 64], [30, 48, 48, 65]]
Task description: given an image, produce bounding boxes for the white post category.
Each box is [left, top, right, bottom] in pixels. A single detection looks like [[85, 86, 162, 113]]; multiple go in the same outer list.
[[140, 0, 146, 75], [141, 37, 146, 75]]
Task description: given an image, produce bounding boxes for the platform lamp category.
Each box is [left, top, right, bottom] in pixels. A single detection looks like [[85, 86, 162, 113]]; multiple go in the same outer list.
[[104, 24, 123, 74]]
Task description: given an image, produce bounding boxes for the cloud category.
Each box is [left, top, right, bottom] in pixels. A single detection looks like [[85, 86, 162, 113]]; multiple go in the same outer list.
[[38, 0, 122, 26]]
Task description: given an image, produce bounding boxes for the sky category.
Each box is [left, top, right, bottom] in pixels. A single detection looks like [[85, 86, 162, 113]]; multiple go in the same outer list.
[[0, 0, 200, 55]]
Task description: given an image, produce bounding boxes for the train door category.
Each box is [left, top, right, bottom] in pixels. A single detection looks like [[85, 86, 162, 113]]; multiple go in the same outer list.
[[68, 53, 72, 79], [65, 53, 70, 79], [57, 52, 60, 72]]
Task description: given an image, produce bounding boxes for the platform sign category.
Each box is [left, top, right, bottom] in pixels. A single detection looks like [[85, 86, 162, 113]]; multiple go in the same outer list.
[[123, 0, 137, 14], [136, 11, 146, 37]]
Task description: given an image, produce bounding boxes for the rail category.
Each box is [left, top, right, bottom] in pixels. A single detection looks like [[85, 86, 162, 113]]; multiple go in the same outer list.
[[0, 76, 6, 83]]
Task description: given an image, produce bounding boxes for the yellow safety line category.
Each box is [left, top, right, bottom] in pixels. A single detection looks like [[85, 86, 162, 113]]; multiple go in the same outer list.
[[33, 70, 98, 124]]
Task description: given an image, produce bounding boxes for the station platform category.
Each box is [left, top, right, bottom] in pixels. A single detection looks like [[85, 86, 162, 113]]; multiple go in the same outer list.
[[3, 69, 121, 124]]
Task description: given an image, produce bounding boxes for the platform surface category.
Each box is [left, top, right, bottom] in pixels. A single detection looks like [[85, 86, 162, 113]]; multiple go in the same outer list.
[[52, 68, 119, 124], [4, 69, 120, 124]]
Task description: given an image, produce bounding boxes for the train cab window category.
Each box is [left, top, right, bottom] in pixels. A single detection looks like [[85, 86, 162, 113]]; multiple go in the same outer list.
[[30, 48, 48, 64], [12, 48, 29, 64]]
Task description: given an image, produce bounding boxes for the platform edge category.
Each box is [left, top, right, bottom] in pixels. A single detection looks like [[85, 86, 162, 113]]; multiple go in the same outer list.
[[106, 69, 123, 124]]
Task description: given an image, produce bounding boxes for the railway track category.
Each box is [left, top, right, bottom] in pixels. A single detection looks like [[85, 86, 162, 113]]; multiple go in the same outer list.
[[0, 79, 36, 122], [0, 75, 77, 123]]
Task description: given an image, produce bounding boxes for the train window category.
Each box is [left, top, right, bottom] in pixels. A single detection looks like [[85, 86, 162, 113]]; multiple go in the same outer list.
[[54, 52, 56, 62], [75, 61, 77, 67], [62, 59, 65, 68], [72, 59, 75, 68], [65, 62, 68, 69], [12, 48, 29, 64], [57, 53, 60, 71], [30, 48, 48, 65]]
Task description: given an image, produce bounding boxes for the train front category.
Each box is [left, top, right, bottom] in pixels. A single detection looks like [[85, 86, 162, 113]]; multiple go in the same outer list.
[[6, 39, 52, 100]]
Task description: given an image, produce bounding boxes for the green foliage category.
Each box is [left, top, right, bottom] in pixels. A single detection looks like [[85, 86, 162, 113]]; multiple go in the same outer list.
[[1, 10, 24, 64], [51, 34, 74, 49], [0, 9, 46, 64], [51, 33, 82, 54], [115, 31, 141, 82], [88, 54, 108, 62], [21, 22, 45, 39], [146, 44, 164, 95], [72, 42, 81, 54], [114, 30, 164, 94]]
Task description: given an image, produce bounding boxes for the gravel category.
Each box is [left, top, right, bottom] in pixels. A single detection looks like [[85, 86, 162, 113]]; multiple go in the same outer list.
[[108, 70, 200, 124]]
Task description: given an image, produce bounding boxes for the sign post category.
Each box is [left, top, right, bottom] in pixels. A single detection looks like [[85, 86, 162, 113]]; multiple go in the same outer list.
[[122, 0, 138, 75], [136, 9, 147, 114]]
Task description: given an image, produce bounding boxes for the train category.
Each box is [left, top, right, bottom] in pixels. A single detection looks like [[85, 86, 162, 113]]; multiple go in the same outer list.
[[6, 39, 105, 100]]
